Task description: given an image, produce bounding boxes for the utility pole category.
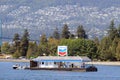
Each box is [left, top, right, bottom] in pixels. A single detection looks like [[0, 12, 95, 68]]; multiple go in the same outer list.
[[0, 20, 2, 54]]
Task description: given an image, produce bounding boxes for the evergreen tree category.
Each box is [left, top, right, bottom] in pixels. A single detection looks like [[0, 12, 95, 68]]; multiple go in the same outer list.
[[116, 41, 120, 61], [38, 34, 49, 56], [117, 25, 120, 38], [93, 37, 100, 59], [70, 34, 75, 39], [53, 27, 60, 39], [40, 34, 47, 45], [93, 37, 99, 46], [20, 29, 29, 56], [26, 41, 38, 58], [1, 42, 10, 54], [61, 24, 70, 39], [76, 25, 87, 39], [99, 37, 111, 61], [48, 37, 59, 56], [108, 20, 118, 41], [13, 49, 21, 58], [13, 33, 20, 51]]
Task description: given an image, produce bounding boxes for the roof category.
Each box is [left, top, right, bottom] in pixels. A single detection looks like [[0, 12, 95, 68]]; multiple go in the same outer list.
[[32, 56, 91, 62]]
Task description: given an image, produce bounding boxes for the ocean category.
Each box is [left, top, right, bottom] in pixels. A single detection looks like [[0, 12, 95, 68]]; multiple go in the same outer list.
[[0, 62, 120, 80]]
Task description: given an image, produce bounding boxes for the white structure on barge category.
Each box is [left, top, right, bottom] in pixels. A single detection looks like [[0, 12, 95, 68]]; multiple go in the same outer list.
[[30, 56, 91, 69]]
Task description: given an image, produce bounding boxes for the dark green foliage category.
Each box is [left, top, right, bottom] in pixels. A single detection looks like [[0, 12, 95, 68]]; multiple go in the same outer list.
[[2, 21, 120, 61], [96, 20, 120, 61], [27, 42, 38, 58], [61, 24, 70, 39], [116, 41, 120, 61], [13, 49, 21, 58], [40, 34, 47, 45], [98, 37, 111, 60], [38, 34, 49, 56], [69, 34, 75, 39], [118, 25, 120, 37], [1, 42, 10, 54], [20, 29, 29, 56], [13, 33, 20, 53], [47, 37, 59, 56], [76, 25, 88, 39], [59, 39, 98, 59], [108, 20, 119, 41], [53, 27, 60, 39]]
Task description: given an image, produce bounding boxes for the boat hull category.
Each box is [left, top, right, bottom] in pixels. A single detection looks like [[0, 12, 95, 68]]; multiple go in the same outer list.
[[13, 66, 18, 69], [26, 67, 87, 72]]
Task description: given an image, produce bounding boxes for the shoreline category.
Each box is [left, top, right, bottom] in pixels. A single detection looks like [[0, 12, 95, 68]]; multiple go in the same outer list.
[[0, 59, 120, 66], [86, 61, 120, 66], [0, 59, 30, 62]]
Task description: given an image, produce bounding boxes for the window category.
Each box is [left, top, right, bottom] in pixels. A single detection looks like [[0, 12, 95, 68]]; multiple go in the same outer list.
[[42, 62, 44, 65], [54, 62, 56, 64]]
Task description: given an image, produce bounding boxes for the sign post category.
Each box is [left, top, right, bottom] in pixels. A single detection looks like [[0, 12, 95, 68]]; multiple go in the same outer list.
[[58, 46, 68, 56]]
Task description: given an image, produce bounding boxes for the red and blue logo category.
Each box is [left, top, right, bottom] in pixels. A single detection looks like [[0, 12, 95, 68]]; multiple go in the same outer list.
[[58, 46, 67, 56]]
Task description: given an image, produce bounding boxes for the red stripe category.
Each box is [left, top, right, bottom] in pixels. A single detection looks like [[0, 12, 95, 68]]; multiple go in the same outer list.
[[59, 52, 66, 56]]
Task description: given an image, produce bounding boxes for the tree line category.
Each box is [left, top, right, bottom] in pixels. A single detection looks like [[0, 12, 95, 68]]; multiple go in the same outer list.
[[0, 20, 120, 61]]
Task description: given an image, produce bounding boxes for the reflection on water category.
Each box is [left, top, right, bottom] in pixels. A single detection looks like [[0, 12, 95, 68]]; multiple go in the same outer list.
[[0, 62, 120, 80]]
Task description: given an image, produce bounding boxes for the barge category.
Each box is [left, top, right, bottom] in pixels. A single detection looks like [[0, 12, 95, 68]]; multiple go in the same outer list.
[[28, 56, 97, 72]]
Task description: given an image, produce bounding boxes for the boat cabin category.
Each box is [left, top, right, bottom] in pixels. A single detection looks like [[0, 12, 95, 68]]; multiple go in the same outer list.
[[30, 56, 91, 69]]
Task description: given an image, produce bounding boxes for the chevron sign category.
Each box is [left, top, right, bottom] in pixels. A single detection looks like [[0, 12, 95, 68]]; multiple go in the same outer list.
[[58, 46, 67, 56]]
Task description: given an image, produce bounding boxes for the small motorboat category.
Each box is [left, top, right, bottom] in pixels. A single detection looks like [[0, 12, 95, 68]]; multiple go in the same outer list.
[[13, 64, 27, 70], [86, 65, 98, 72], [13, 64, 20, 69]]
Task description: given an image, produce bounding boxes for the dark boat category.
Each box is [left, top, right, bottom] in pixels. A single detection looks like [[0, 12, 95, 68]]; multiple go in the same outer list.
[[13, 64, 19, 69], [86, 65, 98, 72]]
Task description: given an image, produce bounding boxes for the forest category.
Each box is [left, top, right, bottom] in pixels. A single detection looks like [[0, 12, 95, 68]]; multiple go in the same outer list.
[[0, 20, 120, 61]]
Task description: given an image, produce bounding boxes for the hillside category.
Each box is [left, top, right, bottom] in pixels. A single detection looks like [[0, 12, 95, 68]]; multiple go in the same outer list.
[[0, 0, 120, 41]]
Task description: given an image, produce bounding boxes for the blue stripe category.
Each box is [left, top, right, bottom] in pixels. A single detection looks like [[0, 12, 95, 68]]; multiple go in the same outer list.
[[35, 60, 83, 62]]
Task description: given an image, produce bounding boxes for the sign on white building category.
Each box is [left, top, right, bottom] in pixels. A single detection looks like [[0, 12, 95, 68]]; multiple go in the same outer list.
[[58, 46, 67, 56]]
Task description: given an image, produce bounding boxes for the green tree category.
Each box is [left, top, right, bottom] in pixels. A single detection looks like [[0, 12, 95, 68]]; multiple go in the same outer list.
[[98, 37, 113, 61], [13, 33, 20, 45], [99, 37, 109, 60], [69, 34, 75, 39], [116, 41, 120, 61], [76, 25, 87, 39], [38, 34, 49, 56], [48, 37, 60, 56], [53, 27, 60, 39], [20, 29, 29, 56], [61, 24, 70, 39], [117, 24, 120, 38], [13, 33, 20, 53], [59, 39, 98, 59], [108, 20, 118, 41], [40, 34, 47, 45], [13, 49, 21, 58], [94, 37, 100, 59], [111, 38, 119, 54], [26, 41, 38, 58], [1, 42, 10, 54]]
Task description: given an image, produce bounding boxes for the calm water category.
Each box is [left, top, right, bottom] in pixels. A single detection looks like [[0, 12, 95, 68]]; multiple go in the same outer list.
[[0, 62, 120, 80]]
